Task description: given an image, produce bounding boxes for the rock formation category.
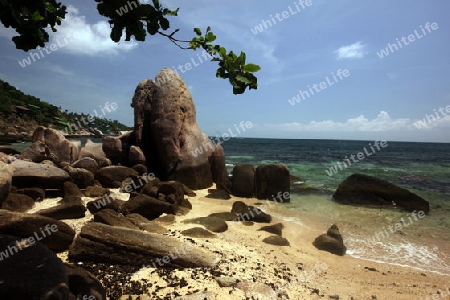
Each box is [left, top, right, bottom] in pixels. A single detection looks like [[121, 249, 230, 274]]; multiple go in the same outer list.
[[131, 68, 225, 190], [333, 173, 430, 214]]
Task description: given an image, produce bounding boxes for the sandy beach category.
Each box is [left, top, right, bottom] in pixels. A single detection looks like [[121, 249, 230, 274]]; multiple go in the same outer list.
[[27, 185, 450, 300]]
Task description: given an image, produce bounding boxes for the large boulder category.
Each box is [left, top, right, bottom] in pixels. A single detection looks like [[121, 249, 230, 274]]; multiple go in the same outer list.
[[69, 222, 220, 267], [21, 126, 79, 163], [131, 68, 215, 189], [0, 210, 76, 252], [1, 193, 34, 212], [128, 145, 146, 166], [120, 194, 173, 220], [72, 157, 99, 173], [0, 163, 13, 205], [255, 164, 290, 202], [78, 139, 111, 167], [65, 264, 106, 300], [102, 136, 123, 164], [211, 143, 230, 191], [64, 165, 95, 188], [333, 173, 430, 214], [95, 166, 138, 188], [11, 160, 69, 189], [36, 196, 87, 220], [231, 164, 255, 197], [0, 234, 69, 299]]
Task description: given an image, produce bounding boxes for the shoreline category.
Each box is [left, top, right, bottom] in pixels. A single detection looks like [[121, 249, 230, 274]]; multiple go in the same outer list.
[[26, 186, 450, 299]]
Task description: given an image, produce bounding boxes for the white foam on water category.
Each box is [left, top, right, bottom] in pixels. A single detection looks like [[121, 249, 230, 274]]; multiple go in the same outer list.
[[345, 236, 450, 275]]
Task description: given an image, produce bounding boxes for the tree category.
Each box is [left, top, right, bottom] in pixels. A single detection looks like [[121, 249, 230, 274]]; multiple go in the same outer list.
[[0, 0, 260, 94]]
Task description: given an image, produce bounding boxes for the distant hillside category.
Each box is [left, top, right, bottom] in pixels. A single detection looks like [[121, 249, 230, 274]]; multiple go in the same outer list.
[[0, 79, 132, 135]]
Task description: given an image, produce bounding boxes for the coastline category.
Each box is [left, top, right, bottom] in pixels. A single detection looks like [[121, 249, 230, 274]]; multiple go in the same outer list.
[[27, 185, 450, 299]]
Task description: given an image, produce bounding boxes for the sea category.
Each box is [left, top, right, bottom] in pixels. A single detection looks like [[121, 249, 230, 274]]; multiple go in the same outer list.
[[221, 138, 450, 275], [6, 138, 450, 275]]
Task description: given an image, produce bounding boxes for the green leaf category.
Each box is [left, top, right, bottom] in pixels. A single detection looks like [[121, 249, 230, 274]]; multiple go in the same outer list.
[[235, 75, 252, 84], [31, 11, 44, 21], [243, 63, 261, 73], [194, 27, 201, 36], [205, 32, 216, 43]]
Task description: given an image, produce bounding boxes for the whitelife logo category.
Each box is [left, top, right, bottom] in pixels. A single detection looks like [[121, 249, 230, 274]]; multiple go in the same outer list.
[[250, 0, 313, 35], [325, 140, 388, 176], [288, 69, 350, 106], [376, 22, 439, 59], [18, 33, 78, 68], [413, 104, 450, 129]]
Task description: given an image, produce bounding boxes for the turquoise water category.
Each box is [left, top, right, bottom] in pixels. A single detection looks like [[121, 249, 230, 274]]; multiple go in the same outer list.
[[223, 138, 450, 274]]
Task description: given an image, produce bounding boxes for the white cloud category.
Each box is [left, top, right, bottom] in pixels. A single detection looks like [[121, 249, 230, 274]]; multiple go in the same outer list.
[[47, 5, 138, 56], [260, 111, 450, 132], [334, 41, 367, 60], [35, 62, 74, 76]]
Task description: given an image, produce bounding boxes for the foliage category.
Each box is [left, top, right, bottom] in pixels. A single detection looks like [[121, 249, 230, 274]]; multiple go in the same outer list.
[[0, 0, 260, 94], [0, 79, 132, 133], [0, 0, 66, 51]]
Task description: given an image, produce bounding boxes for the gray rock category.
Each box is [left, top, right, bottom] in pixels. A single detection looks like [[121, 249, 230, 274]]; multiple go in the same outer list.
[[11, 160, 69, 189], [69, 222, 220, 267], [211, 143, 230, 191], [231, 164, 255, 197], [36, 197, 86, 220], [86, 194, 120, 214], [262, 235, 290, 246], [102, 136, 123, 164], [85, 185, 110, 197], [255, 164, 290, 202], [258, 223, 284, 236], [63, 181, 83, 197], [72, 157, 99, 173], [0, 164, 13, 206], [121, 194, 173, 220], [131, 69, 215, 189], [95, 166, 138, 188], [65, 165, 94, 189], [93, 209, 140, 230], [313, 224, 346, 256], [1, 193, 34, 212], [231, 201, 272, 223], [181, 227, 217, 238], [333, 173, 430, 214], [22, 126, 79, 163], [126, 213, 168, 234], [78, 139, 111, 167], [65, 263, 106, 300], [128, 145, 146, 166], [0, 234, 69, 299], [208, 212, 238, 221], [0, 210, 76, 252], [183, 217, 228, 233], [215, 276, 239, 287], [14, 187, 45, 202]]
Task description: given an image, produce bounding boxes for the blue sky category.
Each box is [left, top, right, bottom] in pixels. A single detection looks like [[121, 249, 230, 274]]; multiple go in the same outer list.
[[0, 0, 449, 142]]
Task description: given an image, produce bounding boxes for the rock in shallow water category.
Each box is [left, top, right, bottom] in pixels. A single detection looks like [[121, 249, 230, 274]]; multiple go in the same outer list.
[[313, 224, 346, 256], [333, 173, 430, 214]]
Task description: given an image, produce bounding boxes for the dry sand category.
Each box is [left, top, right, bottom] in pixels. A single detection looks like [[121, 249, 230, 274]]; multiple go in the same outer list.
[[28, 187, 450, 300]]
